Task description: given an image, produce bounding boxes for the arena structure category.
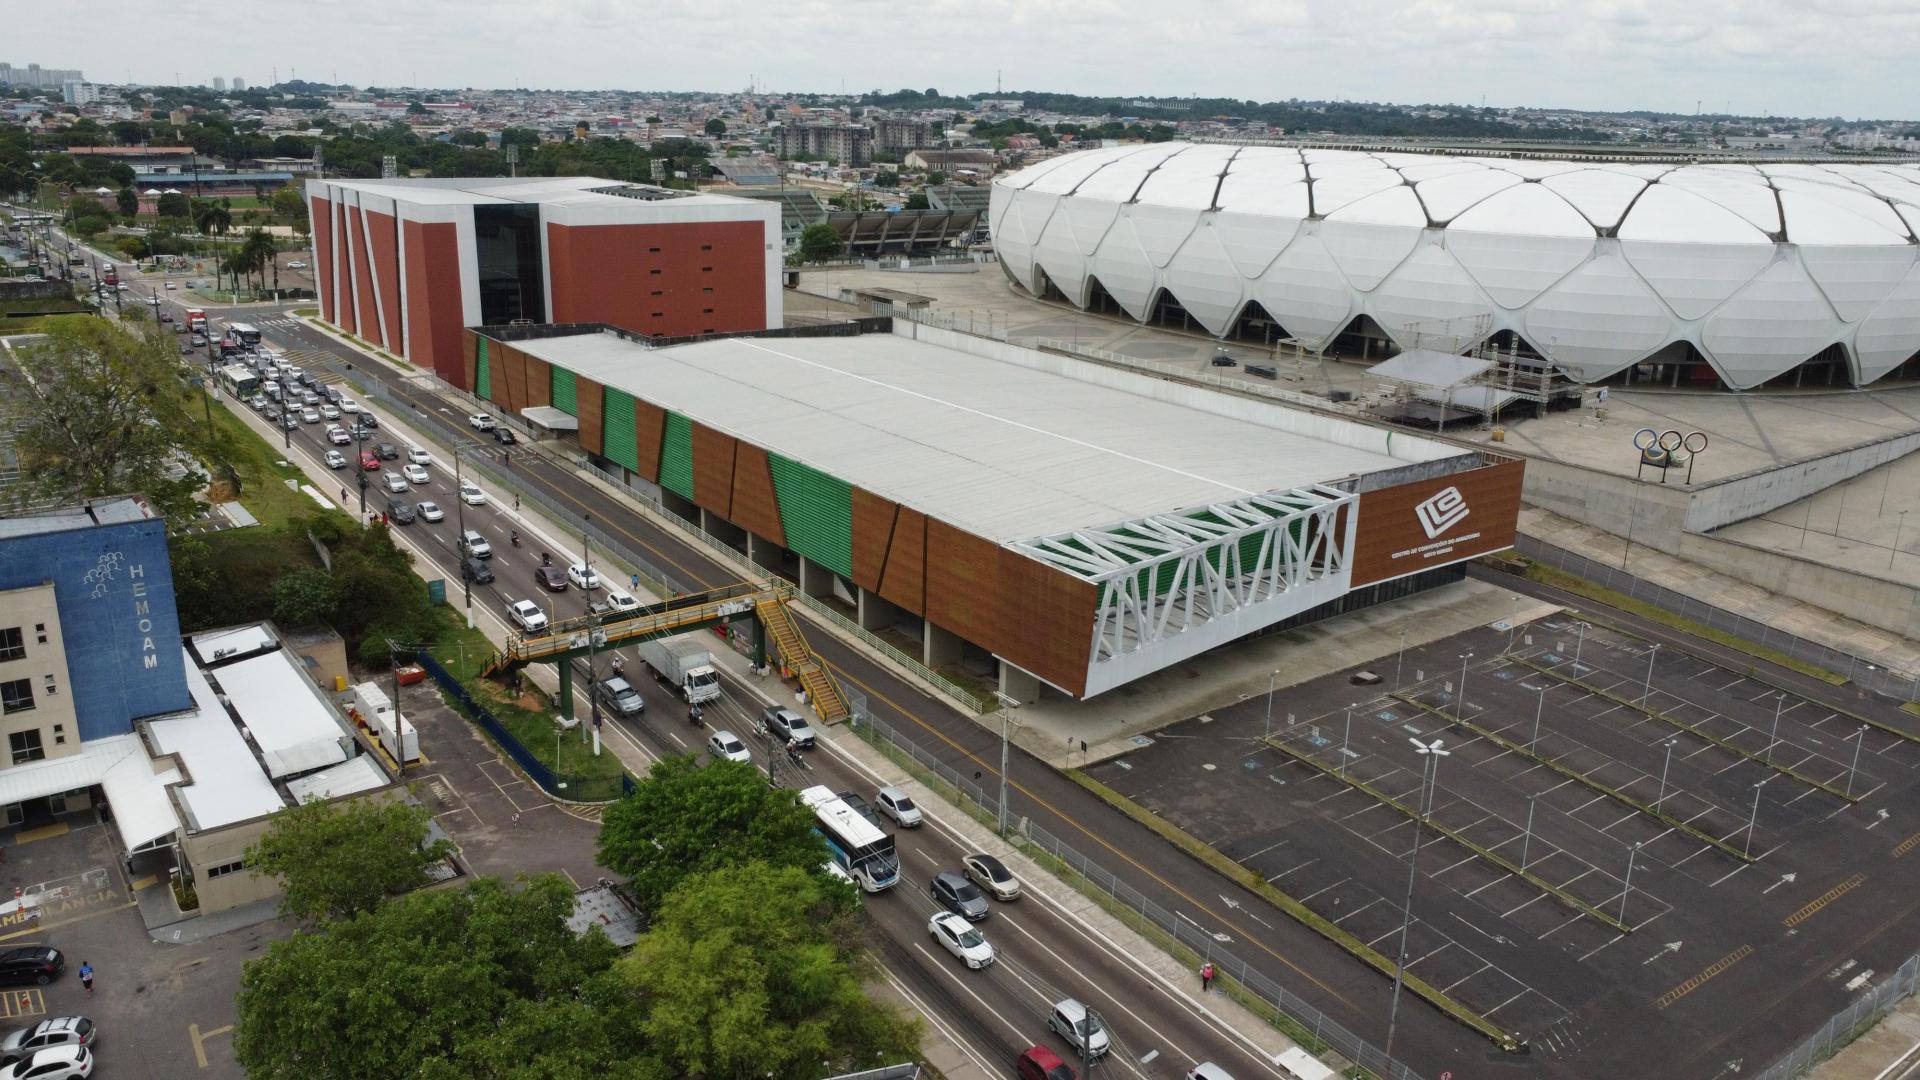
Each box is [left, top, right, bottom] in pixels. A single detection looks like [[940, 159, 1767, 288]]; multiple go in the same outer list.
[[989, 145, 1920, 389], [462, 320, 1522, 700]]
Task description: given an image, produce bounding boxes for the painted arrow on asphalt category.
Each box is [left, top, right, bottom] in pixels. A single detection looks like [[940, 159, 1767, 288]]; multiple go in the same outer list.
[[1641, 941, 1683, 965], [1762, 873, 1798, 895]]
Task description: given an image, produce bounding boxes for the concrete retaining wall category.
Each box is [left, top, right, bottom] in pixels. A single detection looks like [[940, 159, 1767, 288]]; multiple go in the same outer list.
[[1672, 531, 1920, 639], [1683, 430, 1920, 533]]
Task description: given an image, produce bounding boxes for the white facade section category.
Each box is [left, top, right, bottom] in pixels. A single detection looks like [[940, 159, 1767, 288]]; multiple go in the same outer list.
[[994, 146, 1920, 387]]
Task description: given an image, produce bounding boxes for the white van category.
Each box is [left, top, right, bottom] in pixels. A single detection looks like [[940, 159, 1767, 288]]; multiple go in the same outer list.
[[263, 380, 282, 402]]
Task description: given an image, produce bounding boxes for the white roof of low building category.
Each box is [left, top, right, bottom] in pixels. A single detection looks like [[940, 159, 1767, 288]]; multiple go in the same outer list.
[[510, 330, 1427, 543], [0, 735, 178, 852], [285, 756, 389, 804], [149, 658, 285, 831], [204, 648, 350, 778]]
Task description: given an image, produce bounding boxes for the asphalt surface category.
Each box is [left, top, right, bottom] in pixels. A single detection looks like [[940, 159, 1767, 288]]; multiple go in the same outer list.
[[57, 233, 1920, 1079]]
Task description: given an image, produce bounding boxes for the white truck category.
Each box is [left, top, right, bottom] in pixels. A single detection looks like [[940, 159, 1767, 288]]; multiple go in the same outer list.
[[351, 681, 420, 764], [638, 637, 721, 704]]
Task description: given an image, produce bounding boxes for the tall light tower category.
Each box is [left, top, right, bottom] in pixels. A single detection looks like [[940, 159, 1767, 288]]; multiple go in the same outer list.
[[1385, 737, 1449, 1062]]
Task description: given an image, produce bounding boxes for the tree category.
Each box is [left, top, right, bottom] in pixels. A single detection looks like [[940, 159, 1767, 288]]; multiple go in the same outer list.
[[269, 185, 305, 222], [235, 875, 648, 1080], [596, 755, 827, 911], [8, 317, 206, 521], [617, 863, 913, 1080], [113, 186, 138, 217], [106, 162, 136, 188], [797, 223, 843, 264], [193, 199, 232, 236], [154, 191, 191, 220], [270, 567, 337, 627], [904, 192, 929, 210], [925, 170, 948, 186], [704, 117, 727, 136], [245, 796, 455, 922], [870, 170, 897, 189]]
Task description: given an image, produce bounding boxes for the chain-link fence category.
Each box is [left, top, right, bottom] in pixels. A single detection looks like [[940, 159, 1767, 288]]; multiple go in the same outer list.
[[1752, 949, 1920, 1080], [850, 708, 1424, 1080], [1516, 535, 1920, 702]]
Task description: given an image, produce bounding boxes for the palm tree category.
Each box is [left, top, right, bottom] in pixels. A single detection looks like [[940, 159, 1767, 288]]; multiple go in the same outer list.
[[238, 229, 276, 294]]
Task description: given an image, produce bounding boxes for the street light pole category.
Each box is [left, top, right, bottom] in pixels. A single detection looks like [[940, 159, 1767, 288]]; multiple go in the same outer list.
[[1506, 594, 1521, 654], [1395, 627, 1409, 690], [1641, 644, 1661, 709], [1848, 724, 1868, 797], [454, 448, 472, 627], [1263, 670, 1278, 741], [584, 513, 601, 755], [991, 691, 1020, 835], [1746, 777, 1771, 857], [1619, 841, 1642, 927], [1457, 652, 1473, 720], [1766, 694, 1784, 766], [1385, 737, 1449, 1062], [1531, 684, 1546, 752], [1574, 621, 1589, 668], [1520, 794, 1537, 870], [1340, 704, 1354, 777], [1655, 739, 1676, 813]]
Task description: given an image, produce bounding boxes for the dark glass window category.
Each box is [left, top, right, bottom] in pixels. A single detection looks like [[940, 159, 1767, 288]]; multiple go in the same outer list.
[[473, 204, 545, 326], [0, 680, 31, 716], [0, 628, 21, 663], [8, 728, 41, 764]]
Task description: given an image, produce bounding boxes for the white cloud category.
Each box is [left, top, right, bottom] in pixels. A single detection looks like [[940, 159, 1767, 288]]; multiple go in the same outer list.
[[16, 0, 1920, 118]]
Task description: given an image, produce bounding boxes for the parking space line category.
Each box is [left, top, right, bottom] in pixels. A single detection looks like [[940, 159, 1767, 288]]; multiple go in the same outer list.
[[1332, 898, 1383, 925], [1577, 933, 1625, 963], [1484, 988, 1531, 1017], [1537, 912, 1587, 940], [1466, 873, 1514, 899], [190, 1022, 235, 1068]]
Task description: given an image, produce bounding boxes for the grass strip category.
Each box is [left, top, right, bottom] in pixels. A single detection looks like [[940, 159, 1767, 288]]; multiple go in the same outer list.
[[1068, 771, 1524, 1053], [844, 724, 1375, 1073], [1259, 734, 1631, 934], [1389, 691, 1753, 862], [1520, 562, 1846, 686], [1508, 655, 1860, 802]]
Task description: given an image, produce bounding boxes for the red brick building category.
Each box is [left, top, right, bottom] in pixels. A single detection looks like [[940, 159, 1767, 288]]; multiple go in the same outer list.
[[304, 177, 781, 387]]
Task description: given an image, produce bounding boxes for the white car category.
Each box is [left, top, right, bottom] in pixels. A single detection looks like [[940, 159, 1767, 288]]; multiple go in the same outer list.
[[567, 563, 600, 590], [320, 403, 340, 420], [928, 912, 995, 970], [0, 1044, 92, 1079], [407, 446, 433, 465], [706, 730, 751, 763], [459, 480, 487, 506], [383, 472, 410, 493], [507, 599, 548, 632], [339, 398, 359, 413], [287, 260, 307, 269], [876, 786, 923, 828], [602, 588, 640, 612], [416, 500, 444, 522], [469, 413, 496, 431], [300, 407, 321, 424], [164, 281, 176, 290], [403, 464, 430, 485], [324, 449, 347, 469], [326, 425, 350, 445]]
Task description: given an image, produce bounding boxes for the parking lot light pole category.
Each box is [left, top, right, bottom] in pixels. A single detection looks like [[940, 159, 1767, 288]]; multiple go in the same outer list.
[[1848, 725, 1868, 797], [1263, 669, 1278, 741], [1520, 794, 1537, 870], [1531, 684, 1547, 752], [1340, 704, 1355, 777], [1640, 644, 1661, 709], [1655, 739, 1677, 813], [1619, 841, 1642, 926], [1506, 594, 1521, 653], [1573, 621, 1589, 667], [1767, 694, 1785, 766], [1457, 652, 1473, 720], [1385, 737, 1449, 1063], [1394, 627, 1409, 690], [1746, 777, 1774, 857]]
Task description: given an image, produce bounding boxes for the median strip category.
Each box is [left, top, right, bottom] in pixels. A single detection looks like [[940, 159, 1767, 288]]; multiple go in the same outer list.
[[1390, 692, 1754, 863]]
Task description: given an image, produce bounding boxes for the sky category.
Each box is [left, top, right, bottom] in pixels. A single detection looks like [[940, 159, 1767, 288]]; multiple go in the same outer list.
[[15, 0, 1920, 120]]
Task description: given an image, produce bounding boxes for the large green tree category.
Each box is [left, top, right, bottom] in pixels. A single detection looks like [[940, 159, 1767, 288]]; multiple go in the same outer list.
[[245, 796, 454, 922], [7, 317, 206, 520], [235, 875, 649, 1080], [797, 223, 843, 263], [596, 755, 827, 911], [618, 863, 915, 1079]]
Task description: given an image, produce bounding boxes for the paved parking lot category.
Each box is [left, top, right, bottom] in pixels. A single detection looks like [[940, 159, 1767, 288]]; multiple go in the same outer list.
[[1088, 615, 1920, 1078]]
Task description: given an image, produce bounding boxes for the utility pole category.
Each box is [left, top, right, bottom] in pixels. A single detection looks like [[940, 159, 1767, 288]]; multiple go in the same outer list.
[[1386, 737, 1449, 1062], [991, 691, 1021, 834], [584, 513, 601, 757], [454, 447, 472, 626]]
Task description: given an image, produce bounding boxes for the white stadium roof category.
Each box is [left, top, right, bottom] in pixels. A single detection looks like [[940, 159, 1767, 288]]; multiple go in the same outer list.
[[992, 146, 1920, 389], [503, 330, 1456, 547]]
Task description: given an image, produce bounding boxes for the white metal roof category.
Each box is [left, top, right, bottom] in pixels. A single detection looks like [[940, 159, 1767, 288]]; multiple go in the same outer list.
[[208, 649, 350, 779], [0, 735, 177, 852], [285, 755, 389, 805], [508, 331, 1413, 544], [149, 655, 286, 831]]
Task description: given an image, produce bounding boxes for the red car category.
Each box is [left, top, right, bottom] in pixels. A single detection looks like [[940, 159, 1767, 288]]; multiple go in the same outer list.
[[360, 451, 381, 471], [1016, 1047, 1076, 1080]]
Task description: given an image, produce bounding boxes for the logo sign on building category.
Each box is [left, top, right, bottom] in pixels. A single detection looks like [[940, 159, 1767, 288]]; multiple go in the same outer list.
[[1348, 461, 1524, 587]]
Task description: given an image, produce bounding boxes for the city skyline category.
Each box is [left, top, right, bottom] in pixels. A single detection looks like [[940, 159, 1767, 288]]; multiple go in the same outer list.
[[10, 0, 1920, 121]]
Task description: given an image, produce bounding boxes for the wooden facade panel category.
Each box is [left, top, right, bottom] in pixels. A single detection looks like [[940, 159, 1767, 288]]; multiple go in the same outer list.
[[997, 549, 1096, 698], [523, 357, 552, 408], [850, 488, 897, 593], [923, 520, 1000, 649], [690, 423, 738, 517], [577, 377, 605, 458], [730, 444, 785, 548], [1348, 458, 1525, 587], [494, 343, 526, 415], [877, 508, 926, 615], [633, 400, 666, 484]]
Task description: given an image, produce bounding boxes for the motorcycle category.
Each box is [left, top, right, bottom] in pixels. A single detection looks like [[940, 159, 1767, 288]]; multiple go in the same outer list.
[[540, 551, 552, 567], [688, 703, 703, 726], [510, 530, 521, 548]]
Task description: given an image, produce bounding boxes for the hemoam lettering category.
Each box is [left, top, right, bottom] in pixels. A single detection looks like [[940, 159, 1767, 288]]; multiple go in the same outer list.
[[1415, 486, 1469, 539], [128, 563, 158, 669]]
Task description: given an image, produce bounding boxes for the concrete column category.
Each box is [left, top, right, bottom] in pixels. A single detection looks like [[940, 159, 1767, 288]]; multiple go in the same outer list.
[[698, 507, 712, 534], [923, 620, 963, 669], [798, 556, 832, 600], [857, 587, 898, 632], [745, 532, 763, 571], [998, 662, 1041, 705]]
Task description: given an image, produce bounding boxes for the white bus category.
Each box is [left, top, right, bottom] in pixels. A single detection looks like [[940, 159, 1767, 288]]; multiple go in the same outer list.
[[217, 364, 260, 398], [800, 785, 899, 893], [225, 322, 262, 348]]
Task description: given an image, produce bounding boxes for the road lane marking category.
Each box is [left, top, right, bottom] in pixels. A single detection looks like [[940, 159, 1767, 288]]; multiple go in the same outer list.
[[1783, 874, 1866, 928], [1653, 944, 1752, 1009]]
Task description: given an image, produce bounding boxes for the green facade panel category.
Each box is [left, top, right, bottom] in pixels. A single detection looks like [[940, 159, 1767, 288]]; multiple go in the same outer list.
[[475, 338, 492, 401], [551, 367, 578, 416], [768, 453, 853, 578], [602, 388, 639, 473], [659, 411, 695, 501]]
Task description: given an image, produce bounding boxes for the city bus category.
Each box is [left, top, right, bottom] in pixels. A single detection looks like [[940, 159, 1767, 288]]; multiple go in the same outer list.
[[225, 322, 261, 348], [800, 785, 899, 892], [217, 364, 260, 399]]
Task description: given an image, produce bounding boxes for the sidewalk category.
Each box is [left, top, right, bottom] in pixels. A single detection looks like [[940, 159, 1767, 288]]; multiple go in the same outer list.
[[1810, 995, 1920, 1080]]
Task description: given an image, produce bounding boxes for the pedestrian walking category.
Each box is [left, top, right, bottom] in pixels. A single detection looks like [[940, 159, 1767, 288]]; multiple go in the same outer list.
[[78, 961, 92, 997], [1200, 961, 1214, 993]]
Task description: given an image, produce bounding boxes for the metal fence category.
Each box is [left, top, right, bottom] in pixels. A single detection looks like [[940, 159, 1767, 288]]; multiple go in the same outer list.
[[1515, 535, 1920, 702], [415, 651, 633, 802], [850, 709, 1423, 1080], [1752, 948, 1920, 1080]]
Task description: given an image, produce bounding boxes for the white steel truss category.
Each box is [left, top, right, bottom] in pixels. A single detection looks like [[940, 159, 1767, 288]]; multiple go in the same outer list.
[[1011, 484, 1356, 678]]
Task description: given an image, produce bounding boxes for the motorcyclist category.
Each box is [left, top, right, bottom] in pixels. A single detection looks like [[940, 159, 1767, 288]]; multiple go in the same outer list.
[[540, 551, 552, 567], [510, 529, 520, 547], [688, 703, 703, 725], [785, 738, 801, 765]]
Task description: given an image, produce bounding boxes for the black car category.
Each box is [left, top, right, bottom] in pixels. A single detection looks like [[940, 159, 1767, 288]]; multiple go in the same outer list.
[[360, 412, 379, 429], [387, 499, 416, 525], [0, 948, 63, 987], [264, 406, 281, 422], [376, 442, 398, 460], [461, 557, 494, 585], [930, 871, 990, 922], [534, 565, 569, 592], [493, 426, 517, 445]]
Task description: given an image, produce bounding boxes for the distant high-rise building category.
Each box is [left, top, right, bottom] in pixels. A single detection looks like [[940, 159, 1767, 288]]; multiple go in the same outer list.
[[62, 81, 98, 106], [867, 115, 935, 154], [772, 122, 873, 166], [232, 76, 246, 91], [0, 62, 84, 88], [212, 77, 226, 91]]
